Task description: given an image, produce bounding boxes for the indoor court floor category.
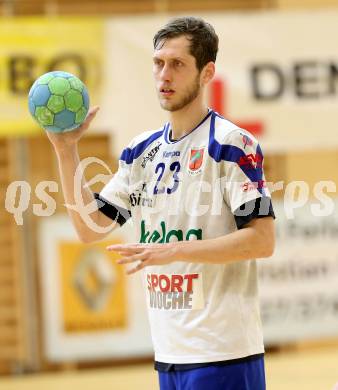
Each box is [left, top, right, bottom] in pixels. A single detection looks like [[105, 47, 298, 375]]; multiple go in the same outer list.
[[0, 345, 337, 390]]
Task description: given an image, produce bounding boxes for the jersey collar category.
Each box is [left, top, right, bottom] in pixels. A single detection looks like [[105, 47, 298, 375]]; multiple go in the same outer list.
[[164, 109, 213, 144]]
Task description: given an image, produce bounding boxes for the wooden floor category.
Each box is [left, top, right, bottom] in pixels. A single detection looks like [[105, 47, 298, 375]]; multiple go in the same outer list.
[[0, 345, 337, 390]]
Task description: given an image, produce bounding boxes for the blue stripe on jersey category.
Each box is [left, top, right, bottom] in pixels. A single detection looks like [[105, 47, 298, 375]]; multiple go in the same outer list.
[[120, 128, 164, 164], [208, 112, 265, 194]]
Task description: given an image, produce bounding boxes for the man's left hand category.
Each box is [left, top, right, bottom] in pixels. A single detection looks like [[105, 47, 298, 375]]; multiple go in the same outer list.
[[106, 243, 181, 275]]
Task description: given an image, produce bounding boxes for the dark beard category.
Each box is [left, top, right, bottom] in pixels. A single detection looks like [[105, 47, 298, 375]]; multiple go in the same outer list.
[[161, 75, 200, 112]]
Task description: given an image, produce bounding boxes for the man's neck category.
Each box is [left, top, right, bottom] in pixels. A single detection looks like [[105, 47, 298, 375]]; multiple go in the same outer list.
[[168, 101, 209, 141]]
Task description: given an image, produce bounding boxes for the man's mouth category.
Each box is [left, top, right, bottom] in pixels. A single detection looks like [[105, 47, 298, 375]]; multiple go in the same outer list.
[[160, 88, 175, 96]]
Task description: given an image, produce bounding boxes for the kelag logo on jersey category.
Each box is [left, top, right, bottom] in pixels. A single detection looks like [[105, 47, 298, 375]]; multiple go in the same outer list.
[[140, 220, 202, 243], [188, 147, 205, 175], [146, 273, 205, 310]]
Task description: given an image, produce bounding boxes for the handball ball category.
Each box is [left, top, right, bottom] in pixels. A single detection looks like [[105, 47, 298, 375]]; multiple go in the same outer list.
[[28, 71, 89, 132]]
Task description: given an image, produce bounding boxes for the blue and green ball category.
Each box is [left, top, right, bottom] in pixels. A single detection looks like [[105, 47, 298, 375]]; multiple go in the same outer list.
[[28, 71, 89, 132]]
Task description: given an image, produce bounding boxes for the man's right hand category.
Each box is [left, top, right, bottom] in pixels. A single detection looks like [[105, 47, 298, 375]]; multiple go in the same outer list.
[[46, 106, 100, 151]]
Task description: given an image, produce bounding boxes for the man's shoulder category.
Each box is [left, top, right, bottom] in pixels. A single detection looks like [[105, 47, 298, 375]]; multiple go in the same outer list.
[[212, 113, 258, 149], [128, 126, 165, 149], [208, 112, 261, 163], [120, 125, 166, 164]]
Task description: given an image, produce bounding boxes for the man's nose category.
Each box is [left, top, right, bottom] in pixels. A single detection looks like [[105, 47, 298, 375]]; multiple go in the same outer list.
[[160, 64, 172, 82]]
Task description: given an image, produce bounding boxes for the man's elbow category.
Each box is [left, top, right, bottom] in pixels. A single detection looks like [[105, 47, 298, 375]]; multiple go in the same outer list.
[[76, 225, 105, 244], [74, 214, 116, 244], [247, 217, 275, 258], [77, 231, 99, 244], [260, 241, 275, 258]]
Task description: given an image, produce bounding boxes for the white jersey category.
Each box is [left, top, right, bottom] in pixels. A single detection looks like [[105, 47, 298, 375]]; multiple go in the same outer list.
[[97, 109, 272, 364]]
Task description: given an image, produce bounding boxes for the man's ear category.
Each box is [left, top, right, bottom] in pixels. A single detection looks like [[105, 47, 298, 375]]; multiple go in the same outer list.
[[201, 62, 216, 85]]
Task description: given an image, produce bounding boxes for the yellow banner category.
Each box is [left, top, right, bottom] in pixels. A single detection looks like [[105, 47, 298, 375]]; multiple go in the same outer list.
[[0, 17, 103, 136], [59, 240, 127, 333]]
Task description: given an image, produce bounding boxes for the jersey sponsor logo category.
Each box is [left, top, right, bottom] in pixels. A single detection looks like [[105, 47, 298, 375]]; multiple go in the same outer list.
[[241, 180, 266, 192], [146, 273, 204, 310], [240, 132, 254, 149], [141, 142, 162, 168], [188, 147, 205, 175], [129, 183, 153, 207], [238, 153, 263, 169], [139, 220, 202, 243], [163, 151, 181, 158]]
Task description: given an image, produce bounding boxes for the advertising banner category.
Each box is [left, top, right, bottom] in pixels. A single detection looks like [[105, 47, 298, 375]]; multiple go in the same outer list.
[[39, 215, 152, 362], [100, 10, 338, 154], [0, 18, 103, 136], [2, 11, 338, 150], [60, 241, 127, 334], [258, 199, 338, 344]]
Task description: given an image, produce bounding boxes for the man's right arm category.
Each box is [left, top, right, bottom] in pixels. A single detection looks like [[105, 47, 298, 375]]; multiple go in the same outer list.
[[48, 106, 118, 243]]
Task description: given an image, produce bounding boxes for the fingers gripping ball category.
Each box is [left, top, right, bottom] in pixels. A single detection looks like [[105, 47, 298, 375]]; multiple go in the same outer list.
[[28, 71, 89, 132]]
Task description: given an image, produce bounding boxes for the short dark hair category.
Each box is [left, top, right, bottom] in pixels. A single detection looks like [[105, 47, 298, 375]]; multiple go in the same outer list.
[[153, 16, 219, 72]]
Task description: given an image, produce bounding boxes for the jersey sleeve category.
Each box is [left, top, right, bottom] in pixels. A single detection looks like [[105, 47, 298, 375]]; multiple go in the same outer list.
[[94, 150, 132, 226], [221, 129, 275, 229], [94, 127, 165, 226]]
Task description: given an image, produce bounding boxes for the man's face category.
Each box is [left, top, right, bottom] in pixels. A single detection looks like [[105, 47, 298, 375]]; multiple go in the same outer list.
[[153, 36, 202, 112]]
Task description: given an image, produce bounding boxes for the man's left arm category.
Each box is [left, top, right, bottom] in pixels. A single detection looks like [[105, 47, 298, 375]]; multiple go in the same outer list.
[[177, 216, 275, 263], [107, 216, 275, 274]]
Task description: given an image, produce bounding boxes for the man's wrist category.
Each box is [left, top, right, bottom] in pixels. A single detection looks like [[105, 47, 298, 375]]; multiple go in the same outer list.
[[54, 142, 78, 157], [172, 240, 194, 262]]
